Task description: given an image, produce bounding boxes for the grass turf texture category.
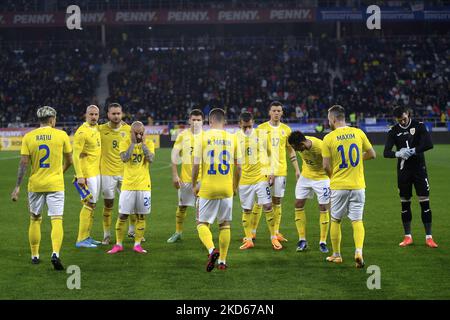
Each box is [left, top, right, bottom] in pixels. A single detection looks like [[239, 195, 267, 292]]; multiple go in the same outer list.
[[0, 145, 449, 300]]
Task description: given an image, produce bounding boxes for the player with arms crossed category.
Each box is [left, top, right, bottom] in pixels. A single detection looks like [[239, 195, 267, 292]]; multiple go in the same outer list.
[[322, 105, 376, 268], [288, 131, 330, 253], [108, 121, 155, 254], [192, 108, 242, 271], [98, 103, 132, 245], [383, 106, 437, 248], [11, 106, 72, 270], [167, 109, 204, 243], [73, 105, 102, 248], [257, 101, 300, 244], [236, 112, 279, 250]]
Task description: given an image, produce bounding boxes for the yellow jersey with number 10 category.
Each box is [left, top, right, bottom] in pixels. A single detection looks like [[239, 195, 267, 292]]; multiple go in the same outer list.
[[257, 121, 291, 177], [119, 139, 155, 191], [298, 136, 328, 181], [322, 126, 373, 190], [196, 129, 241, 200], [73, 122, 101, 179], [21, 126, 72, 192], [99, 122, 131, 176]]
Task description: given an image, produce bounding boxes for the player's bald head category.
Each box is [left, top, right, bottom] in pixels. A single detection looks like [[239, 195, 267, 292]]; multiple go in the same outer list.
[[86, 105, 99, 113], [85, 105, 99, 125], [131, 121, 144, 130]]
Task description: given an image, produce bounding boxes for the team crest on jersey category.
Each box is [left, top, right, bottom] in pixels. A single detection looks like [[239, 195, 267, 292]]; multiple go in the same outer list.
[[410, 128, 415, 135], [120, 132, 126, 138]]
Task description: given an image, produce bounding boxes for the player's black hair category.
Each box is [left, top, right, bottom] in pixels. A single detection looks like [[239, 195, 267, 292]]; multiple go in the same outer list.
[[269, 101, 283, 110], [189, 109, 204, 118], [209, 108, 226, 122], [288, 131, 307, 146], [39, 116, 53, 124], [239, 111, 253, 122], [393, 106, 409, 118], [328, 105, 345, 120], [108, 102, 122, 111]]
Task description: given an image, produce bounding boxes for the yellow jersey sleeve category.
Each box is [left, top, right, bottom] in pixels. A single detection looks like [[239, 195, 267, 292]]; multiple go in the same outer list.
[[72, 128, 86, 178], [21, 134, 31, 156], [63, 131, 72, 154]]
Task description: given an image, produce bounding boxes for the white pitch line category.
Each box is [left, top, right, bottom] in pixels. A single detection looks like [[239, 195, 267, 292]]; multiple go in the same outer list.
[[0, 155, 20, 161]]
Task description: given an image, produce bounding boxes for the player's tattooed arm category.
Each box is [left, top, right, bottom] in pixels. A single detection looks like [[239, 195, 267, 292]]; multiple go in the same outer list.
[[120, 143, 135, 162], [15, 155, 29, 187], [142, 143, 154, 163], [288, 145, 300, 179]]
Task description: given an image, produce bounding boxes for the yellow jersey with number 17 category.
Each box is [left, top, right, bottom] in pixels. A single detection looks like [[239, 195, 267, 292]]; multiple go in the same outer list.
[[173, 129, 203, 183], [257, 121, 291, 177], [322, 126, 373, 190], [298, 136, 328, 181], [21, 126, 72, 192], [99, 122, 131, 176], [119, 139, 155, 191], [196, 129, 241, 200], [73, 122, 101, 179]]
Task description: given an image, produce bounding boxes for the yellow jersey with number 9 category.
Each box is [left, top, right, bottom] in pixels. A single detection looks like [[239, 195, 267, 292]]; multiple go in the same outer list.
[[99, 122, 131, 176], [196, 129, 241, 199], [21, 126, 72, 192], [322, 126, 373, 190], [73, 122, 101, 179], [257, 121, 291, 177], [298, 136, 328, 181], [120, 139, 155, 191]]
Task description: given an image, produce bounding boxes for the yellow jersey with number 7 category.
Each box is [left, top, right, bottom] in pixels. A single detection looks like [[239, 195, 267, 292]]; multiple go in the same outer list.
[[21, 126, 72, 192], [322, 126, 373, 190]]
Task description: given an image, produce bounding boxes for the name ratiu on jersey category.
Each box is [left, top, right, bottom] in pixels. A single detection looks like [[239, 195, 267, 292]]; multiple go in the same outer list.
[[36, 134, 52, 141]]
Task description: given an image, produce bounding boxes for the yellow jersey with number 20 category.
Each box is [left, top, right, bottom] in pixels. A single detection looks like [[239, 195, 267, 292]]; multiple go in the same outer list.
[[120, 139, 155, 191]]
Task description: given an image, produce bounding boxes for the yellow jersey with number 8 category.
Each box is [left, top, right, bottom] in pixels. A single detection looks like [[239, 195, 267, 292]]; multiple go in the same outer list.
[[322, 126, 373, 190], [21, 126, 72, 192]]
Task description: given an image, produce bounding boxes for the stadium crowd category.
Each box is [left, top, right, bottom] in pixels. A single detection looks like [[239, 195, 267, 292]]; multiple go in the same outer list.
[[1, 36, 449, 126]]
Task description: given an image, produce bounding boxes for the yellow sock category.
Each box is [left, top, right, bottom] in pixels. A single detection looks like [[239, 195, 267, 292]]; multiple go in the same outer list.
[[265, 208, 276, 238], [128, 214, 137, 233], [103, 207, 113, 237], [352, 220, 365, 252], [242, 211, 253, 239], [77, 206, 92, 242], [219, 226, 231, 262], [330, 220, 342, 255], [29, 216, 42, 258], [115, 217, 127, 246], [175, 206, 187, 233], [274, 204, 282, 234], [197, 223, 215, 252], [87, 208, 95, 237], [135, 216, 146, 245], [51, 217, 63, 256], [250, 204, 262, 234], [295, 208, 306, 240], [320, 210, 330, 243]]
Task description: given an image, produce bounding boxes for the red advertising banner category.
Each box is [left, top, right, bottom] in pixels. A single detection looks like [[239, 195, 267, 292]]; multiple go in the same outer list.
[[0, 8, 315, 27]]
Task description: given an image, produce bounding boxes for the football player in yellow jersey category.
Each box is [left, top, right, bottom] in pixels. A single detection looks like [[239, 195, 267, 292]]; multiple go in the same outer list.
[[257, 101, 300, 243], [236, 112, 282, 251], [10, 106, 72, 270], [288, 131, 330, 253], [167, 109, 204, 243], [98, 103, 132, 245], [322, 105, 376, 268], [192, 108, 242, 271], [73, 105, 102, 248], [108, 121, 155, 254]]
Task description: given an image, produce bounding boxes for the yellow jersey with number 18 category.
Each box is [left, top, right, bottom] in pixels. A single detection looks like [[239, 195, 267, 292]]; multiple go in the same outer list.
[[119, 139, 155, 191], [173, 129, 203, 183], [257, 121, 291, 177], [99, 122, 131, 176], [298, 136, 328, 181], [73, 122, 101, 179], [322, 126, 373, 190], [21, 126, 72, 192], [196, 129, 241, 200]]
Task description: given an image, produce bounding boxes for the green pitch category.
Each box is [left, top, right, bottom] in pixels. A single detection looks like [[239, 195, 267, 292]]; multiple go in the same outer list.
[[1, 145, 450, 300]]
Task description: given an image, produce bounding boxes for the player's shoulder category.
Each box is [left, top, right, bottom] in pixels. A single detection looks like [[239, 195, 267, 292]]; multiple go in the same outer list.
[[257, 121, 270, 130], [280, 122, 291, 132], [74, 122, 87, 135]]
